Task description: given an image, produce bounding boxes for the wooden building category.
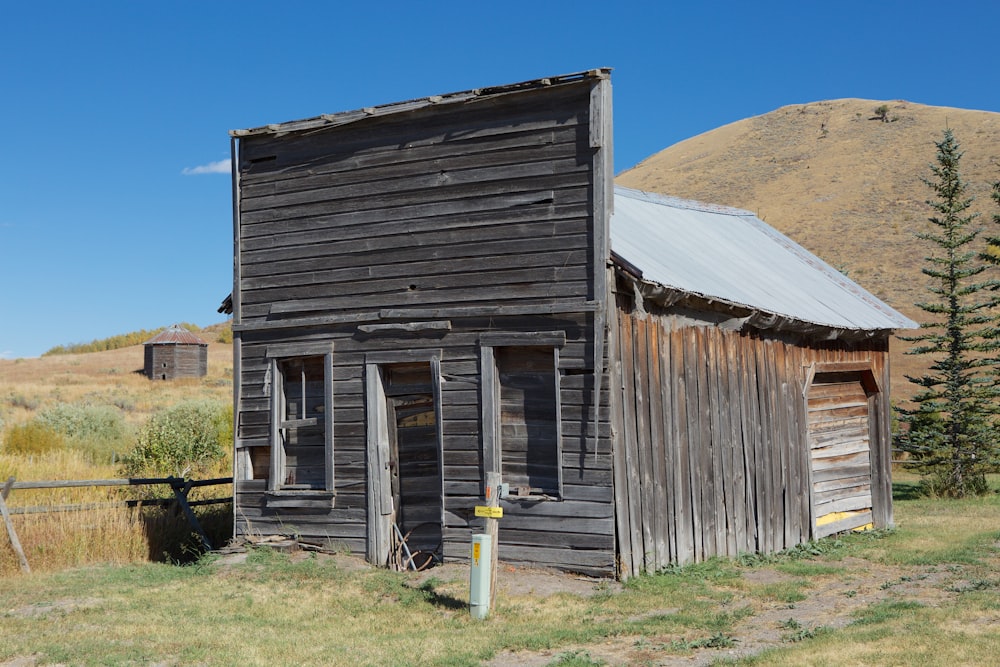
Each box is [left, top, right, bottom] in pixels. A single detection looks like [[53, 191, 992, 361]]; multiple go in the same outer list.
[[227, 70, 915, 578], [144, 324, 208, 381]]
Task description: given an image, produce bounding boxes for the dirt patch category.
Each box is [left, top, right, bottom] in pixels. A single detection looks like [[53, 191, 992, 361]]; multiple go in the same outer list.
[[5, 597, 102, 619], [411, 561, 621, 599], [486, 559, 967, 666]]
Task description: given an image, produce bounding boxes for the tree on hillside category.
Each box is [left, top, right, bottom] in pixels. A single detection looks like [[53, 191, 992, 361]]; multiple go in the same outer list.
[[897, 128, 999, 497]]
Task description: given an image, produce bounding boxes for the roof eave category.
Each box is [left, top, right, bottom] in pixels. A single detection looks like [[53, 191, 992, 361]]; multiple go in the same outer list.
[[618, 265, 909, 340], [230, 69, 612, 138]]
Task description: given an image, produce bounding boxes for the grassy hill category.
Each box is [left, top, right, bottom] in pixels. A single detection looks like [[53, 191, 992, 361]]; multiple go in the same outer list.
[[0, 339, 233, 433], [616, 98, 1000, 401]]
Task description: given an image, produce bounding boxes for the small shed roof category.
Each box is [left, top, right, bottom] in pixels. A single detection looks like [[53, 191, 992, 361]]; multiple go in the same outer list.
[[144, 325, 208, 346], [610, 187, 917, 333]]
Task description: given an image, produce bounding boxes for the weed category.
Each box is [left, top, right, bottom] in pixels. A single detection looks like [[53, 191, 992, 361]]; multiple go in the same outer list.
[[691, 632, 738, 649], [548, 649, 606, 666], [946, 578, 999, 593], [782, 624, 830, 643]]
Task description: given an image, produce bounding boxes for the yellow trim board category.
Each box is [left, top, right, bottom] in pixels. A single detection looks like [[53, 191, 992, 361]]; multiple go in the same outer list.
[[816, 510, 873, 532]]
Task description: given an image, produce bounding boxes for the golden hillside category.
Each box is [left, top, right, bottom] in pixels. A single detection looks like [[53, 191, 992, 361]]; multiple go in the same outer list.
[[617, 99, 1000, 400]]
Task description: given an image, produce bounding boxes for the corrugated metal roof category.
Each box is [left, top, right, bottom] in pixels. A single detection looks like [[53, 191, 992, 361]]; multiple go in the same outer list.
[[144, 325, 208, 346], [610, 187, 917, 332]]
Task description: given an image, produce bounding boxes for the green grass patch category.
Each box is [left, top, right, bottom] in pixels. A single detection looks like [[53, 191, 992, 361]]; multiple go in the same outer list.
[[851, 599, 925, 626], [773, 560, 845, 577]]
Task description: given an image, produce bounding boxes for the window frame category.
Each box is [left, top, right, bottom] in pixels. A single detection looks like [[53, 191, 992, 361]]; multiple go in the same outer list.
[[266, 343, 335, 498], [480, 331, 565, 500]]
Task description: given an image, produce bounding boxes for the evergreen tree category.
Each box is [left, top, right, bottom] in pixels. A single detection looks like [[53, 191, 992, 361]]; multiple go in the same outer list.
[[897, 129, 998, 497]]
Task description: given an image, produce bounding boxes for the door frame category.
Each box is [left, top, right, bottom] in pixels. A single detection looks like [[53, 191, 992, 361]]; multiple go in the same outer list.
[[364, 350, 443, 566]]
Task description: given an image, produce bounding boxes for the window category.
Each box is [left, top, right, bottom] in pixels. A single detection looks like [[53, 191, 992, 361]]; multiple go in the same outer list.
[[268, 350, 334, 495], [481, 332, 564, 498]]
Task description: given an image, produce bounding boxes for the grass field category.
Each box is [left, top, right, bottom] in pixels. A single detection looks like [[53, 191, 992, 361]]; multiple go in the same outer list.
[[1, 474, 997, 666], [0, 337, 234, 576], [2, 341, 998, 665]]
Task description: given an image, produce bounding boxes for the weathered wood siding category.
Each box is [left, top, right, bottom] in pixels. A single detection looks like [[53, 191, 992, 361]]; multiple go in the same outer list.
[[231, 78, 616, 575], [144, 345, 208, 381], [610, 298, 892, 577]]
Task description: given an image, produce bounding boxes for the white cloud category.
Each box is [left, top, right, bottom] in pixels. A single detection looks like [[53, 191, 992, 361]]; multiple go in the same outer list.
[[182, 159, 232, 175]]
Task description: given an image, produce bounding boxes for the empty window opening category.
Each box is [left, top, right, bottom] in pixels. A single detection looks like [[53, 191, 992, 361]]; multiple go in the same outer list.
[[272, 355, 332, 491], [495, 346, 561, 497]]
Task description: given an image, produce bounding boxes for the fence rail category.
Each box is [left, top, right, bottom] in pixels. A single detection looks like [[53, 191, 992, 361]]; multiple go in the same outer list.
[[0, 475, 233, 574]]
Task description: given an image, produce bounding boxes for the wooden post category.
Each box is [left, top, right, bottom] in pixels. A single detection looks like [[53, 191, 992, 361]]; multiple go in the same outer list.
[[169, 477, 213, 551], [1, 477, 31, 573], [485, 471, 501, 609]]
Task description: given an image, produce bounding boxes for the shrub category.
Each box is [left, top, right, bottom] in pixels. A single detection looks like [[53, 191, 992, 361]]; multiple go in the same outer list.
[[7, 393, 39, 411], [36, 402, 133, 465], [3, 421, 65, 455], [37, 402, 128, 442], [122, 400, 232, 478]]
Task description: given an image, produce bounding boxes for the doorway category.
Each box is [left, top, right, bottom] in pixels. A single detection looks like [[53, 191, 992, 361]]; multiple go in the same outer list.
[[365, 358, 443, 569], [807, 370, 874, 537]]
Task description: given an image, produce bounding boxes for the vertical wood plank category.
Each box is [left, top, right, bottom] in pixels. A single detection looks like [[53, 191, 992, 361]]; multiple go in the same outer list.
[[633, 315, 654, 569], [659, 319, 679, 565], [673, 326, 694, 564], [647, 319, 668, 569], [268, 358, 282, 492], [431, 355, 447, 535], [724, 332, 748, 556], [481, 346, 499, 477], [608, 300, 634, 578], [365, 363, 393, 566], [754, 339, 774, 555], [590, 78, 613, 462], [684, 328, 705, 561], [620, 313, 643, 575], [773, 341, 790, 551], [324, 351, 335, 492]]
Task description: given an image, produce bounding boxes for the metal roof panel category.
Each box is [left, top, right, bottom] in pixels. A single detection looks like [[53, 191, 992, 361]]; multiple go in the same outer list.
[[610, 187, 917, 331]]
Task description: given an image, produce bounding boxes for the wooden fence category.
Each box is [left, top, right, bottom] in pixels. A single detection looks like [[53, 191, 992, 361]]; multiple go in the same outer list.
[[0, 476, 232, 573]]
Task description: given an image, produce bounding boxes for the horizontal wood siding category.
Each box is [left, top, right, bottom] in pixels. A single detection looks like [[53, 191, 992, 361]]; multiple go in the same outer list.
[[234, 314, 615, 573], [611, 297, 892, 577], [144, 345, 208, 380], [808, 372, 874, 538], [233, 79, 615, 575], [236, 85, 595, 323]]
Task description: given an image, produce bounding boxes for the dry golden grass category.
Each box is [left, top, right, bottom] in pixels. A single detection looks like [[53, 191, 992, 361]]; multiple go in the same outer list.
[[0, 339, 233, 431], [0, 333, 234, 577], [617, 99, 1000, 401]]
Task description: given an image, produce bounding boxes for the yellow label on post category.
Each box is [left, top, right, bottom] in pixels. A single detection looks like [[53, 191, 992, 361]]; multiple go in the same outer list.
[[472, 542, 481, 566], [474, 505, 503, 519]]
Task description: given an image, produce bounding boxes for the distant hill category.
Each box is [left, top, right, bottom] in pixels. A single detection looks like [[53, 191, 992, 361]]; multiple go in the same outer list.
[[617, 99, 1000, 400]]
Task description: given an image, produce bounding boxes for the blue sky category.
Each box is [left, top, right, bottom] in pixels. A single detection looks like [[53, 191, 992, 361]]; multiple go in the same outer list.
[[1, 1, 998, 358]]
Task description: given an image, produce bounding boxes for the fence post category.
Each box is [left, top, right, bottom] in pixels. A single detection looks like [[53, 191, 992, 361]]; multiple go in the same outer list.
[[169, 477, 213, 551], [1, 477, 31, 573]]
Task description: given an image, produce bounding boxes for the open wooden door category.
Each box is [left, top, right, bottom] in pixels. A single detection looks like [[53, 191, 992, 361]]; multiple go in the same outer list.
[[807, 370, 876, 538], [366, 359, 443, 569]]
